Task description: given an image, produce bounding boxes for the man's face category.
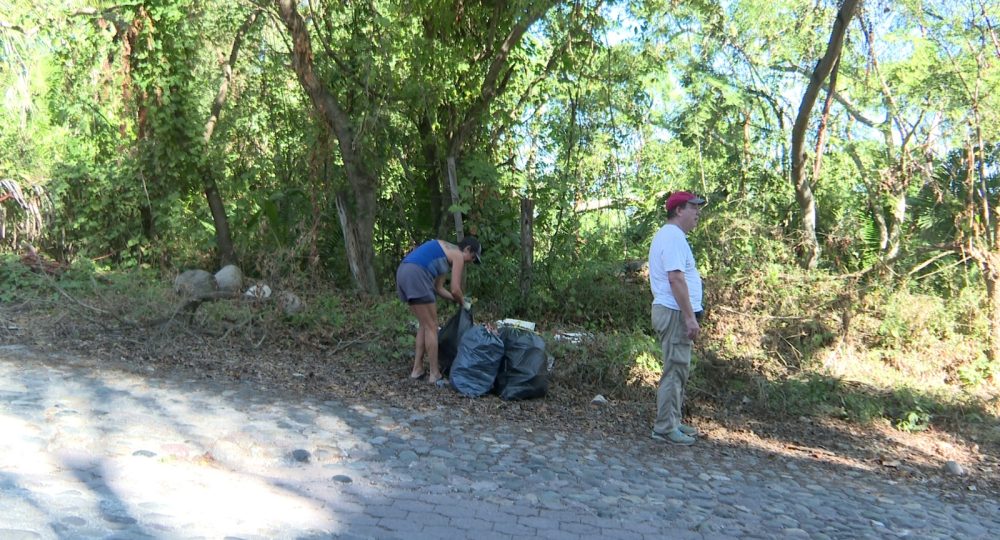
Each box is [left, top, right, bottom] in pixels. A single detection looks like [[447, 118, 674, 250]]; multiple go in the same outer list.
[[675, 202, 702, 233]]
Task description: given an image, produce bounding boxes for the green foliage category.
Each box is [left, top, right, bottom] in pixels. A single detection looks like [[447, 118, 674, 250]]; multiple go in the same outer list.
[[2, 0, 999, 442], [546, 327, 661, 400], [956, 353, 995, 388], [872, 289, 952, 350], [285, 293, 347, 329], [895, 407, 931, 433], [767, 376, 877, 427], [890, 389, 934, 433], [0, 254, 41, 302]]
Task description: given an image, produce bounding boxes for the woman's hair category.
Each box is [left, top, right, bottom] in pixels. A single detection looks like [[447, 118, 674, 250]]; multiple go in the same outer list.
[[458, 236, 481, 253], [457, 236, 481, 263]]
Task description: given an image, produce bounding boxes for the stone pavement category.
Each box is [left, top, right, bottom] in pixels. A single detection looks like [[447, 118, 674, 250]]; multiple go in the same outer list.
[[1, 344, 997, 540]]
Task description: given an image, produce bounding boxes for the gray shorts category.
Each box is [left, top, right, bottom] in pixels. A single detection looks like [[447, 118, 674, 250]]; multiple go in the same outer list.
[[396, 263, 436, 304]]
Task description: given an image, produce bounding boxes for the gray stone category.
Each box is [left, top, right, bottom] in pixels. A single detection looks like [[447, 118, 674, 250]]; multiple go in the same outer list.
[[277, 290, 304, 315], [0, 530, 42, 540], [945, 461, 965, 476], [173, 269, 216, 297], [214, 265, 243, 293]]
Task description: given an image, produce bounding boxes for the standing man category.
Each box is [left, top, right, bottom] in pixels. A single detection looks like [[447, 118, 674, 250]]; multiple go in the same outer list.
[[648, 191, 706, 445]]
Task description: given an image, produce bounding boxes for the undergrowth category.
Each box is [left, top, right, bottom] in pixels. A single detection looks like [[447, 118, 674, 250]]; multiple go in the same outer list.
[[2, 258, 998, 443]]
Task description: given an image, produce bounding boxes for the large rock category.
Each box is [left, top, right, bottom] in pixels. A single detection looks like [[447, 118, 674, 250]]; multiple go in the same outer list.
[[173, 270, 217, 298], [215, 264, 243, 293]]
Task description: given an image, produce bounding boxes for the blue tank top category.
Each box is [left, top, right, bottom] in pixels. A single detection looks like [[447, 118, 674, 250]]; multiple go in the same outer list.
[[402, 240, 450, 278]]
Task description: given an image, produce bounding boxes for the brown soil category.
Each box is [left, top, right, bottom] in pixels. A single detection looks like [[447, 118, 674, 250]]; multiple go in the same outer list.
[[3, 301, 997, 500]]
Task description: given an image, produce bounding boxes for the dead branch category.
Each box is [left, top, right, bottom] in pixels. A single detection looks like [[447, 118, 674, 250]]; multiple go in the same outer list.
[[38, 271, 139, 327]]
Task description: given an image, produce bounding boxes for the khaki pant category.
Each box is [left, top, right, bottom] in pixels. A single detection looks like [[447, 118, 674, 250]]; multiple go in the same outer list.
[[652, 305, 692, 434]]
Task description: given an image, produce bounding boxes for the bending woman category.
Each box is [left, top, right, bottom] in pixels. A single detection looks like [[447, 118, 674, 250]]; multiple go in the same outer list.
[[396, 237, 482, 383]]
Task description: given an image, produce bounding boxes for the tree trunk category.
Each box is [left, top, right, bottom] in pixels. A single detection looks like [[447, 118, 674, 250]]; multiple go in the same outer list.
[[447, 157, 464, 241], [123, 8, 156, 245], [203, 180, 236, 264], [789, 0, 860, 269], [740, 110, 750, 199], [335, 190, 378, 294], [520, 198, 535, 305], [986, 262, 1000, 364], [885, 188, 906, 260], [846, 147, 890, 252], [201, 10, 259, 267], [811, 56, 840, 183], [275, 0, 378, 294], [444, 1, 558, 160], [416, 114, 443, 239], [439, 1, 559, 230]]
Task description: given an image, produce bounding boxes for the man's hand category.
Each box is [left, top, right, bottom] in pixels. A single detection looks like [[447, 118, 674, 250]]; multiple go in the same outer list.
[[684, 316, 700, 341]]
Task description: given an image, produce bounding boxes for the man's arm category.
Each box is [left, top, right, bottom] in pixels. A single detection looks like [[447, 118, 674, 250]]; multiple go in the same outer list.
[[667, 270, 700, 340]]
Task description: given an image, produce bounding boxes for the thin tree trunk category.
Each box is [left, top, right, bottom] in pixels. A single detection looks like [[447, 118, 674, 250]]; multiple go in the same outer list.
[[201, 10, 259, 267], [986, 265, 1000, 364], [447, 157, 464, 241], [847, 147, 890, 251], [417, 114, 443, 239], [740, 111, 750, 199], [789, 0, 860, 269], [885, 187, 906, 260], [812, 55, 840, 183], [974, 118, 992, 246], [440, 1, 558, 232], [962, 137, 1000, 363], [520, 198, 534, 305], [123, 8, 156, 244], [335, 190, 378, 294], [275, 0, 379, 294], [445, 0, 558, 160]]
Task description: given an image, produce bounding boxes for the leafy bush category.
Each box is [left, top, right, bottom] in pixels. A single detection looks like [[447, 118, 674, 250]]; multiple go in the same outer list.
[[0, 254, 44, 302], [547, 328, 661, 401], [871, 289, 952, 350]]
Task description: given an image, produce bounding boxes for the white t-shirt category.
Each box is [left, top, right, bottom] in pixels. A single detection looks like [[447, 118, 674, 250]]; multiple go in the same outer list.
[[648, 223, 702, 312]]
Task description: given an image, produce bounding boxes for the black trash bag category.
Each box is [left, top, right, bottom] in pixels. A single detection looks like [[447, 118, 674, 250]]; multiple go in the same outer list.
[[450, 325, 504, 397], [493, 327, 549, 400], [438, 306, 473, 376]]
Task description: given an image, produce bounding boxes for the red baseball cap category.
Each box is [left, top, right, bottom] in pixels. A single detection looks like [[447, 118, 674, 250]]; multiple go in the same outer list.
[[665, 191, 706, 212]]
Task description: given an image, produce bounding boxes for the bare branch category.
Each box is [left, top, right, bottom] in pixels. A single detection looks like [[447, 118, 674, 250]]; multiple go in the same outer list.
[[448, 1, 560, 157], [204, 10, 261, 142], [772, 64, 882, 128]]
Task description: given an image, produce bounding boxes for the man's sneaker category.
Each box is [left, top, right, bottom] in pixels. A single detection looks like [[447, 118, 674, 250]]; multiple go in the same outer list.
[[678, 424, 699, 437], [651, 428, 696, 445]]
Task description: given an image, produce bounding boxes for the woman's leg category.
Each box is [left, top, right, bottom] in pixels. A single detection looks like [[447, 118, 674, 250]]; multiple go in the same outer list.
[[412, 320, 426, 378], [409, 302, 440, 380], [408, 303, 428, 377], [410, 302, 441, 382]]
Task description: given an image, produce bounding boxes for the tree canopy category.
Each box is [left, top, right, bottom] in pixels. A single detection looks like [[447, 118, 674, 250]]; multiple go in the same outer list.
[[2, 0, 999, 361]]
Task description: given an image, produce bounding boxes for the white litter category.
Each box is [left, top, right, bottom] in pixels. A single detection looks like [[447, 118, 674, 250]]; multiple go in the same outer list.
[[496, 319, 536, 331]]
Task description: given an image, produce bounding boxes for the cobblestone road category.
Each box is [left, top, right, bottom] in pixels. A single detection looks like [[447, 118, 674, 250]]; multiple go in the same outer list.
[[1, 345, 997, 539]]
